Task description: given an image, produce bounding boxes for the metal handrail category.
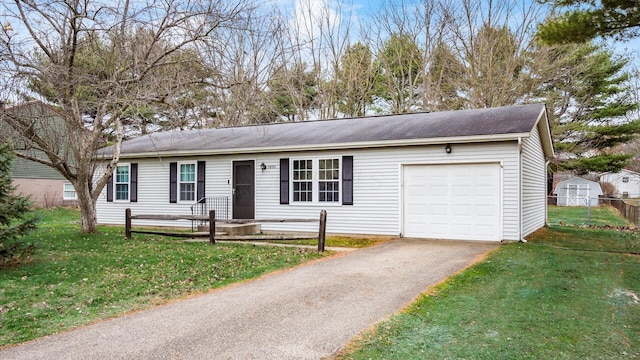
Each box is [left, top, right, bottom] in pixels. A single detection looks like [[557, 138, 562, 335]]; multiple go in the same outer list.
[[190, 196, 230, 230]]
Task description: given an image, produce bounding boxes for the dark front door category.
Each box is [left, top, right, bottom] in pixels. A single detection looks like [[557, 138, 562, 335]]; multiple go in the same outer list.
[[232, 160, 255, 219]]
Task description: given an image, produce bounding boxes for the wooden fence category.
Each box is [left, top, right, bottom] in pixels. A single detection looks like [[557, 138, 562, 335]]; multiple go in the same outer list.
[[124, 208, 328, 252], [599, 197, 639, 226]]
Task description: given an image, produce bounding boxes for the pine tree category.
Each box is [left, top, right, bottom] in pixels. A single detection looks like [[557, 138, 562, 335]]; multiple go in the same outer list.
[[0, 142, 38, 265], [538, 0, 640, 43], [535, 42, 640, 173]]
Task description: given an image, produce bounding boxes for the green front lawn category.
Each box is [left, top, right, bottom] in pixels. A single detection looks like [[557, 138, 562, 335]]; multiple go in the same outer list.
[[0, 208, 327, 347], [337, 224, 640, 359]]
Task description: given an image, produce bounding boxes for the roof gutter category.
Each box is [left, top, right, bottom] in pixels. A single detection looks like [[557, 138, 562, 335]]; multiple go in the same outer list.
[[102, 132, 532, 160]]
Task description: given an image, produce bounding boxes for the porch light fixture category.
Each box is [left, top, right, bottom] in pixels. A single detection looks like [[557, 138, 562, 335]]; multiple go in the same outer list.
[[445, 144, 452, 154], [260, 162, 267, 171]]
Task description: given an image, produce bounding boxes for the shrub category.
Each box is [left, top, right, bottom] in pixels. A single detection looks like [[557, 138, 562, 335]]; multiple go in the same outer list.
[[599, 181, 617, 198]]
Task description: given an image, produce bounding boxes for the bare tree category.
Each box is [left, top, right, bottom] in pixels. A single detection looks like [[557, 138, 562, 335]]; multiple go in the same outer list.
[[441, 0, 545, 108], [0, 0, 250, 233], [364, 1, 425, 113], [362, 0, 449, 114], [199, 5, 289, 127], [279, 0, 355, 120]]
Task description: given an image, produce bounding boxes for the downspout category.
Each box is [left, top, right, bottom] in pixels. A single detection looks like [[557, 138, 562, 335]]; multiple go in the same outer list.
[[545, 160, 550, 227], [518, 137, 526, 243]]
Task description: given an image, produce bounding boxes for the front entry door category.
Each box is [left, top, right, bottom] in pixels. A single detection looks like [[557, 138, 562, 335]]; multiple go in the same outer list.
[[232, 160, 255, 219]]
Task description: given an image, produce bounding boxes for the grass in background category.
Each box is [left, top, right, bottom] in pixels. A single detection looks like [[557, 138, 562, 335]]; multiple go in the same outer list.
[[337, 225, 640, 359], [0, 208, 326, 347], [547, 205, 631, 227]]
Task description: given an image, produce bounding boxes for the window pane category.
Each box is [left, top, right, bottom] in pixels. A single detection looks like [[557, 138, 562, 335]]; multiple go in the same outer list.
[[116, 166, 129, 183], [180, 164, 195, 182], [116, 184, 129, 200], [180, 183, 195, 201]]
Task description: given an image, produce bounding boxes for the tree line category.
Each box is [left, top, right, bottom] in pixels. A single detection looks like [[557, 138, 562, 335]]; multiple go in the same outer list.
[[0, 0, 638, 233]]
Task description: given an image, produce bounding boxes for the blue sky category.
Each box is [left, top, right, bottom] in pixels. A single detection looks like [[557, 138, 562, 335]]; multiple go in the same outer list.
[[281, 0, 639, 66]]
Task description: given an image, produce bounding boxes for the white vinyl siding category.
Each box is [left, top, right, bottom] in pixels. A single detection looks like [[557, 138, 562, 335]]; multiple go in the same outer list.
[[254, 142, 519, 239], [97, 157, 234, 228], [521, 125, 547, 238], [96, 142, 522, 240]]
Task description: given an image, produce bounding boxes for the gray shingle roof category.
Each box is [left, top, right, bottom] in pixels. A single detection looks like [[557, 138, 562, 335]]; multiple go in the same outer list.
[[107, 104, 547, 157]]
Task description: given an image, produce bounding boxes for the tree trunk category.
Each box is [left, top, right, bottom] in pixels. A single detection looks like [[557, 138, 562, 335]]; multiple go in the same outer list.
[[76, 184, 99, 233]]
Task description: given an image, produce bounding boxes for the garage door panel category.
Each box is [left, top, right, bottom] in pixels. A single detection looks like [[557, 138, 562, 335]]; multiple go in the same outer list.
[[403, 163, 501, 241], [452, 204, 471, 216]]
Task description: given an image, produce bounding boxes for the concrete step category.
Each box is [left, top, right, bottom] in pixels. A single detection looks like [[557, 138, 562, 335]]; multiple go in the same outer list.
[[191, 231, 228, 236], [198, 223, 261, 236]]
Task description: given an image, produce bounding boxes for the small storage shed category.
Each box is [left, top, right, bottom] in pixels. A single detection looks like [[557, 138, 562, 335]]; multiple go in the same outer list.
[[96, 104, 554, 242], [553, 177, 603, 207]]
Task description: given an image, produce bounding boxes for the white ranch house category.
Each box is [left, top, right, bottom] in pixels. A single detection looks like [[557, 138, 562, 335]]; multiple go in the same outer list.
[[96, 104, 554, 242], [600, 169, 640, 198]]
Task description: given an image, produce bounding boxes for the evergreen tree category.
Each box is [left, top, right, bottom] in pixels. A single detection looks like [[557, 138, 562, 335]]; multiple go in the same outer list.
[[375, 33, 423, 113], [0, 142, 38, 265], [535, 42, 640, 173], [538, 0, 640, 43], [336, 43, 378, 117], [425, 41, 465, 111]]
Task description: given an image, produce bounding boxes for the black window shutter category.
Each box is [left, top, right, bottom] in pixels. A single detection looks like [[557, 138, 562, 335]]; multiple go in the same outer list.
[[280, 158, 289, 204], [169, 162, 177, 203], [106, 175, 113, 202], [130, 163, 138, 203], [197, 161, 206, 202], [342, 156, 353, 205]]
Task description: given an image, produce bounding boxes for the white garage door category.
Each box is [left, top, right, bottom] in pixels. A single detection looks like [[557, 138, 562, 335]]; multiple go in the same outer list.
[[403, 163, 501, 241]]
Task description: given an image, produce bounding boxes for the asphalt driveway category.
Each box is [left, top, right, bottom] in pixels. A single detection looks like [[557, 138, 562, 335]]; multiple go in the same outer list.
[[1, 238, 498, 360]]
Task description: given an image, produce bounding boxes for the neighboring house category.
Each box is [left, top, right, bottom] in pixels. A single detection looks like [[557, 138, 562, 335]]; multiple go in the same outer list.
[[96, 104, 554, 242], [0, 101, 77, 207], [12, 152, 77, 207], [600, 169, 640, 198], [553, 177, 603, 207]]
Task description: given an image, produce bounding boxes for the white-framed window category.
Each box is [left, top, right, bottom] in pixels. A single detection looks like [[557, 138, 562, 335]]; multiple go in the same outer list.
[[115, 164, 130, 201], [319, 159, 340, 202], [179, 162, 196, 202], [291, 158, 340, 203], [293, 159, 313, 202], [63, 182, 77, 200]]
